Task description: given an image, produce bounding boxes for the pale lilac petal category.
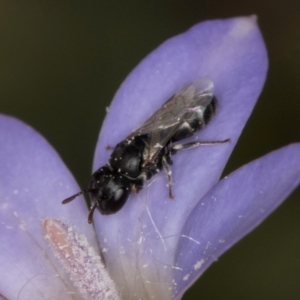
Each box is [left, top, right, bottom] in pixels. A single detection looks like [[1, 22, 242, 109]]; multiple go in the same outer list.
[[92, 17, 268, 299], [173, 144, 300, 299], [0, 115, 98, 299]]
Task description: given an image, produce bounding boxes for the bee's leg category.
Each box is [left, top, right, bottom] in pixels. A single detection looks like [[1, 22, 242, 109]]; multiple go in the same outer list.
[[132, 175, 145, 194], [162, 155, 174, 199], [171, 138, 230, 155]]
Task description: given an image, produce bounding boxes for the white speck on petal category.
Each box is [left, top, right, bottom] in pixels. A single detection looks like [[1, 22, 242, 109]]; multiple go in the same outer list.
[[193, 259, 205, 271], [18, 220, 26, 231], [0, 202, 8, 210], [42, 218, 120, 300], [183, 274, 190, 281]]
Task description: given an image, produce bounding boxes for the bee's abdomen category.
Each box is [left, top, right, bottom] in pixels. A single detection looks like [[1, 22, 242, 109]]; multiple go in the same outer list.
[[203, 96, 217, 125], [171, 96, 218, 142]]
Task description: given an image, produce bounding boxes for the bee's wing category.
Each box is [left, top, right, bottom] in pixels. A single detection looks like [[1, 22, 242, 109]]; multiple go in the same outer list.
[[127, 78, 215, 163]]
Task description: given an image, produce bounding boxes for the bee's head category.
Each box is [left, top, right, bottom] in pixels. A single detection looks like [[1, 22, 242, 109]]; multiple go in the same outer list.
[[88, 166, 131, 217], [62, 165, 131, 223]]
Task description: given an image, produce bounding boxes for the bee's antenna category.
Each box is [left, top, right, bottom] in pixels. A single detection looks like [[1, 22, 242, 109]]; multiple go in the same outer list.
[[88, 203, 98, 224], [62, 189, 95, 204]]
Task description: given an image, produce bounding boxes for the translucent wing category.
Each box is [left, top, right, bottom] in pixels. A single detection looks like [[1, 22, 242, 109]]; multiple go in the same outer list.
[[127, 77, 215, 164]]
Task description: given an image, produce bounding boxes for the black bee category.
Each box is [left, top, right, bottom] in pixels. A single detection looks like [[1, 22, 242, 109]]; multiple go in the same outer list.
[[62, 78, 229, 223]]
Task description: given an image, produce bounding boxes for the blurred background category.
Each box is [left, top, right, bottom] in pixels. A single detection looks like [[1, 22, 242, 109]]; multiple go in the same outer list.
[[1, 1, 299, 299]]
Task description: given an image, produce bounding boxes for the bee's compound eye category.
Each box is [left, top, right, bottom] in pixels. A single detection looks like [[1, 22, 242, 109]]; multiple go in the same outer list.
[[98, 186, 131, 215], [114, 188, 124, 202], [107, 187, 129, 213]]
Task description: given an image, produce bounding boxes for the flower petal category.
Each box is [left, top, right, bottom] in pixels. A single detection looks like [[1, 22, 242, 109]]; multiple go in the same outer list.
[[0, 115, 98, 299], [173, 143, 300, 299], [93, 16, 268, 299]]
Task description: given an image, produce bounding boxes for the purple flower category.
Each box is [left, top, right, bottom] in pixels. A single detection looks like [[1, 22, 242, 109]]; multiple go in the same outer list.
[[0, 16, 299, 300]]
